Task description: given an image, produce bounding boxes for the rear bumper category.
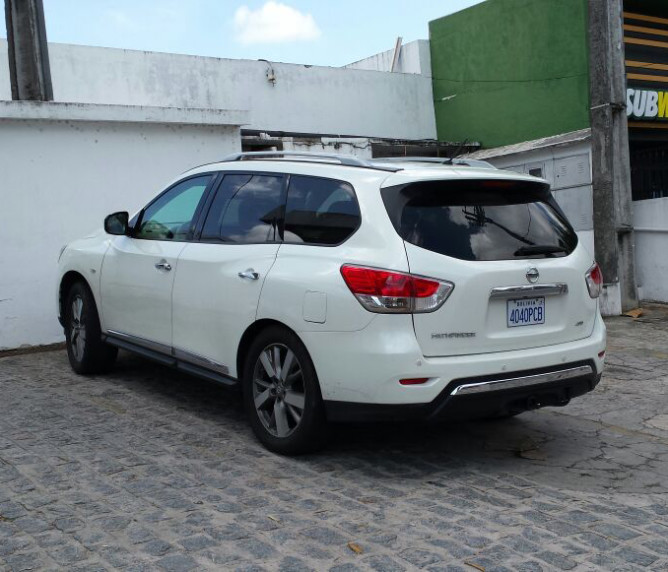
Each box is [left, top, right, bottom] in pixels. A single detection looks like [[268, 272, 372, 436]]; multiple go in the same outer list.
[[301, 312, 606, 406], [325, 359, 601, 422]]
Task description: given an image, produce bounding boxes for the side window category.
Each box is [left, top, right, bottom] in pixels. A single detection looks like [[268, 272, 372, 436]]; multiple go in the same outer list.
[[201, 174, 283, 243], [283, 175, 360, 245], [136, 175, 211, 241]]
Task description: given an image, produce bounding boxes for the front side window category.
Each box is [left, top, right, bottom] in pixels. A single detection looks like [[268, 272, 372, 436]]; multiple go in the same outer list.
[[135, 175, 212, 241], [201, 174, 283, 243], [283, 175, 360, 245], [382, 179, 578, 261]]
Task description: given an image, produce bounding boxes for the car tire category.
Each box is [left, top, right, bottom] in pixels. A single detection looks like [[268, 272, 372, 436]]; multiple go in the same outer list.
[[242, 326, 328, 455], [64, 281, 118, 374]]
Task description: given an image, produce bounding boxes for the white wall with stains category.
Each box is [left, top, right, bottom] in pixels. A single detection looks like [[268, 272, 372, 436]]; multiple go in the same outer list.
[[345, 39, 432, 77], [634, 198, 668, 303], [0, 115, 241, 350], [0, 40, 436, 139]]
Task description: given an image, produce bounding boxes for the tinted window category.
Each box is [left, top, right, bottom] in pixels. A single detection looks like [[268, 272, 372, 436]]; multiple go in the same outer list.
[[201, 174, 283, 243], [283, 175, 360, 245], [136, 175, 211, 241], [382, 179, 577, 261]]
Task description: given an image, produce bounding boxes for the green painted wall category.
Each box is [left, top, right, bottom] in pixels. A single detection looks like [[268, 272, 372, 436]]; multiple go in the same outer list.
[[429, 0, 590, 148]]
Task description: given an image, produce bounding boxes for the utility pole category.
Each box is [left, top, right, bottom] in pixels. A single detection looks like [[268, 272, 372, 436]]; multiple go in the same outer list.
[[4, 0, 53, 100], [588, 0, 638, 313]]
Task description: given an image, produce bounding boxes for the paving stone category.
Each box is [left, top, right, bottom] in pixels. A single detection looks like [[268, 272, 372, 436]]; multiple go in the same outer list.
[[155, 553, 199, 571], [278, 556, 314, 571], [178, 534, 216, 552], [590, 522, 642, 541], [235, 537, 277, 559], [142, 539, 173, 557], [535, 551, 578, 570], [329, 565, 363, 572], [400, 547, 444, 568], [612, 546, 659, 567], [298, 525, 347, 546], [364, 554, 407, 571]]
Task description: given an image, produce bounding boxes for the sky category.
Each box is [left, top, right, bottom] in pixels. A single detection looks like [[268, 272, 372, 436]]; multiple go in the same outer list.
[[26, 1, 486, 67]]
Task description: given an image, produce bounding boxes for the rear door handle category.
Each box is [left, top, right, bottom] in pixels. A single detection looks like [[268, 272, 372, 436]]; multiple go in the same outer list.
[[155, 259, 172, 272], [238, 268, 259, 281]]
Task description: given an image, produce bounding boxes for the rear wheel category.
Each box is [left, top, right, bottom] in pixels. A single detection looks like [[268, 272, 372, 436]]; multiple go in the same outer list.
[[64, 281, 118, 374], [243, 326, 327, 455]]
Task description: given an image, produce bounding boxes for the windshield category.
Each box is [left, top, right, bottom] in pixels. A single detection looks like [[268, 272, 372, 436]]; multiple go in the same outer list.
[[381, 179, 578, 261]]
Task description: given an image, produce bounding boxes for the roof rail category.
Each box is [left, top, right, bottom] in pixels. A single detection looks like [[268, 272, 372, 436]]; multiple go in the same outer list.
[[371, 156, 497, 169], [220, 151, 402, 172]]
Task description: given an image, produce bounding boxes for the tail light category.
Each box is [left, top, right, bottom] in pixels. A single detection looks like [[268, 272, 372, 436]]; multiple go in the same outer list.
[[585, 262, 603, 298], [340, 265, 453, 313]]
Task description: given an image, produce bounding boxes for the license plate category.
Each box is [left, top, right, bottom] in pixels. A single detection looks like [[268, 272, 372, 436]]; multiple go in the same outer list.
[[507, 297, 545, 327]]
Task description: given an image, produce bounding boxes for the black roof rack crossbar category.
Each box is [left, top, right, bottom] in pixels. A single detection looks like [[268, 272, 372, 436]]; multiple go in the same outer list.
[[221, 151, 402, 172]]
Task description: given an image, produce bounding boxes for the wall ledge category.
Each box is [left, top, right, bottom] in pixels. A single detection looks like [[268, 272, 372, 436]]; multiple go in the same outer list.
[[0, 100, 249, 126]]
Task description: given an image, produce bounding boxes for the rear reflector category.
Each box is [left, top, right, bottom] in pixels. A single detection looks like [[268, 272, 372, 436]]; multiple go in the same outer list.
[[340, 265, 454, 314], [399, 378, 429, 385], [598, 350, 605, 359]]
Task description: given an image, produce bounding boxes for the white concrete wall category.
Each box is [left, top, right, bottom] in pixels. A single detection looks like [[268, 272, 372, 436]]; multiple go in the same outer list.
[[633, 198, 668, 303], [0, 118, 240, 350], [0, 40, 436, 140], [0, 40, 10, 100], [345, 40, 432, 77]]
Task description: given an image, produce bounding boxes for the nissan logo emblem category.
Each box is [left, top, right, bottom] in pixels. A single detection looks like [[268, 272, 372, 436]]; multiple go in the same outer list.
[[526, 268, 539, 283]]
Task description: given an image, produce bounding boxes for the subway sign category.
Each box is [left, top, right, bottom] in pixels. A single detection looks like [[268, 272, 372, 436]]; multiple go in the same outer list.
[[627, 87, 668, 120]]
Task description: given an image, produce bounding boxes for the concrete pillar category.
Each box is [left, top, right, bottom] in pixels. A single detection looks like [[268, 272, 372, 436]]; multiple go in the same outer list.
[[588, 0, 638, 314], [4, 0, 53, 101]]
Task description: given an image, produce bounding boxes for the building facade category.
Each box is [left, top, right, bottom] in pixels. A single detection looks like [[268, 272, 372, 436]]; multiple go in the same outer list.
[[430, 0, 668, 310]]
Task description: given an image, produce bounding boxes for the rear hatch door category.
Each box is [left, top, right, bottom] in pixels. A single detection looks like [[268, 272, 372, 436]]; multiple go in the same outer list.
[[382, 176, 598, 358]]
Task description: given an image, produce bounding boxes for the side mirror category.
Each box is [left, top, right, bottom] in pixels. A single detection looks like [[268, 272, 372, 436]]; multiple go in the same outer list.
[[104, 211, 129, 235]]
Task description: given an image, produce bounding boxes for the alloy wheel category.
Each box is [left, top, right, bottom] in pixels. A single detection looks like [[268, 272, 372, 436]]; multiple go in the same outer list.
[[70, 295, 86, 361], [252, 343, 306, 438]]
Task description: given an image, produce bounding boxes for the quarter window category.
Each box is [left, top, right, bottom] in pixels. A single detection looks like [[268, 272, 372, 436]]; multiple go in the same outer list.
[[135, 175, 211, 241], [283, 175, 360, 245], [201, 174, 283, 243]]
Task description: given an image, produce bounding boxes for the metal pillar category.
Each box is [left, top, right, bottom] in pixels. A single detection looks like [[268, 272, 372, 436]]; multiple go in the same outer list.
[[588, 0, 638, 312], [4, 0, 53, 101]]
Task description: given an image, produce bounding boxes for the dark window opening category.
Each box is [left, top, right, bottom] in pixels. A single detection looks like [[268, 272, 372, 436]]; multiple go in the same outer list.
[[283, 175, 360, 245], [201, 174, 283, 243], [382, 179, 578, 261], [630, 141, 668, 200]]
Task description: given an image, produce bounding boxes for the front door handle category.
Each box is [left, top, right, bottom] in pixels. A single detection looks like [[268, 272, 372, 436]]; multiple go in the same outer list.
[[155, 259, 172, 272], [238, 268, 259, 281]]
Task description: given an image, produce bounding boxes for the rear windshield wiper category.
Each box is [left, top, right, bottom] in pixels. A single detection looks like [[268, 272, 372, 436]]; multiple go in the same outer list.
[[514, 245, 568, 257]]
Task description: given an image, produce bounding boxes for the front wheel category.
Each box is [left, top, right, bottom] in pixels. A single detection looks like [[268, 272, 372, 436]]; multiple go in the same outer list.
[[243, 327, 328, 455], [64, 281, 118, 374]]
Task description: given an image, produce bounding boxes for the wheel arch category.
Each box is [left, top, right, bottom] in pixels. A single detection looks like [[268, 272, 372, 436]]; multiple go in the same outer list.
[[59, 271, 91, 325], [236, 319, 307, 381]]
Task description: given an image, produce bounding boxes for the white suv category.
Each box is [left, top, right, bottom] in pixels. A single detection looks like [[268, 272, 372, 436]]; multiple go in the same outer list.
[[57, 152, 606, 454]]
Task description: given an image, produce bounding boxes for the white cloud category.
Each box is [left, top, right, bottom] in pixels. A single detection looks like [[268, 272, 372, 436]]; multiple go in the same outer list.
[[234, 1, 321, 45]]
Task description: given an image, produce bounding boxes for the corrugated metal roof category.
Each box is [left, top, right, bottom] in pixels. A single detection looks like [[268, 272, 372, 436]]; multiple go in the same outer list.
[[464, 129, 591, 160]]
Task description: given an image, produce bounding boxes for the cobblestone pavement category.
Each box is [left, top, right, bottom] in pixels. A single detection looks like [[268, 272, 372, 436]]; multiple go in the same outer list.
[[1, 310, 668, 571]]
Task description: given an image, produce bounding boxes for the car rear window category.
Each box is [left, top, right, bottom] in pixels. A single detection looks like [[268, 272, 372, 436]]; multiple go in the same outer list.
[[381, 179, 578, 261]]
